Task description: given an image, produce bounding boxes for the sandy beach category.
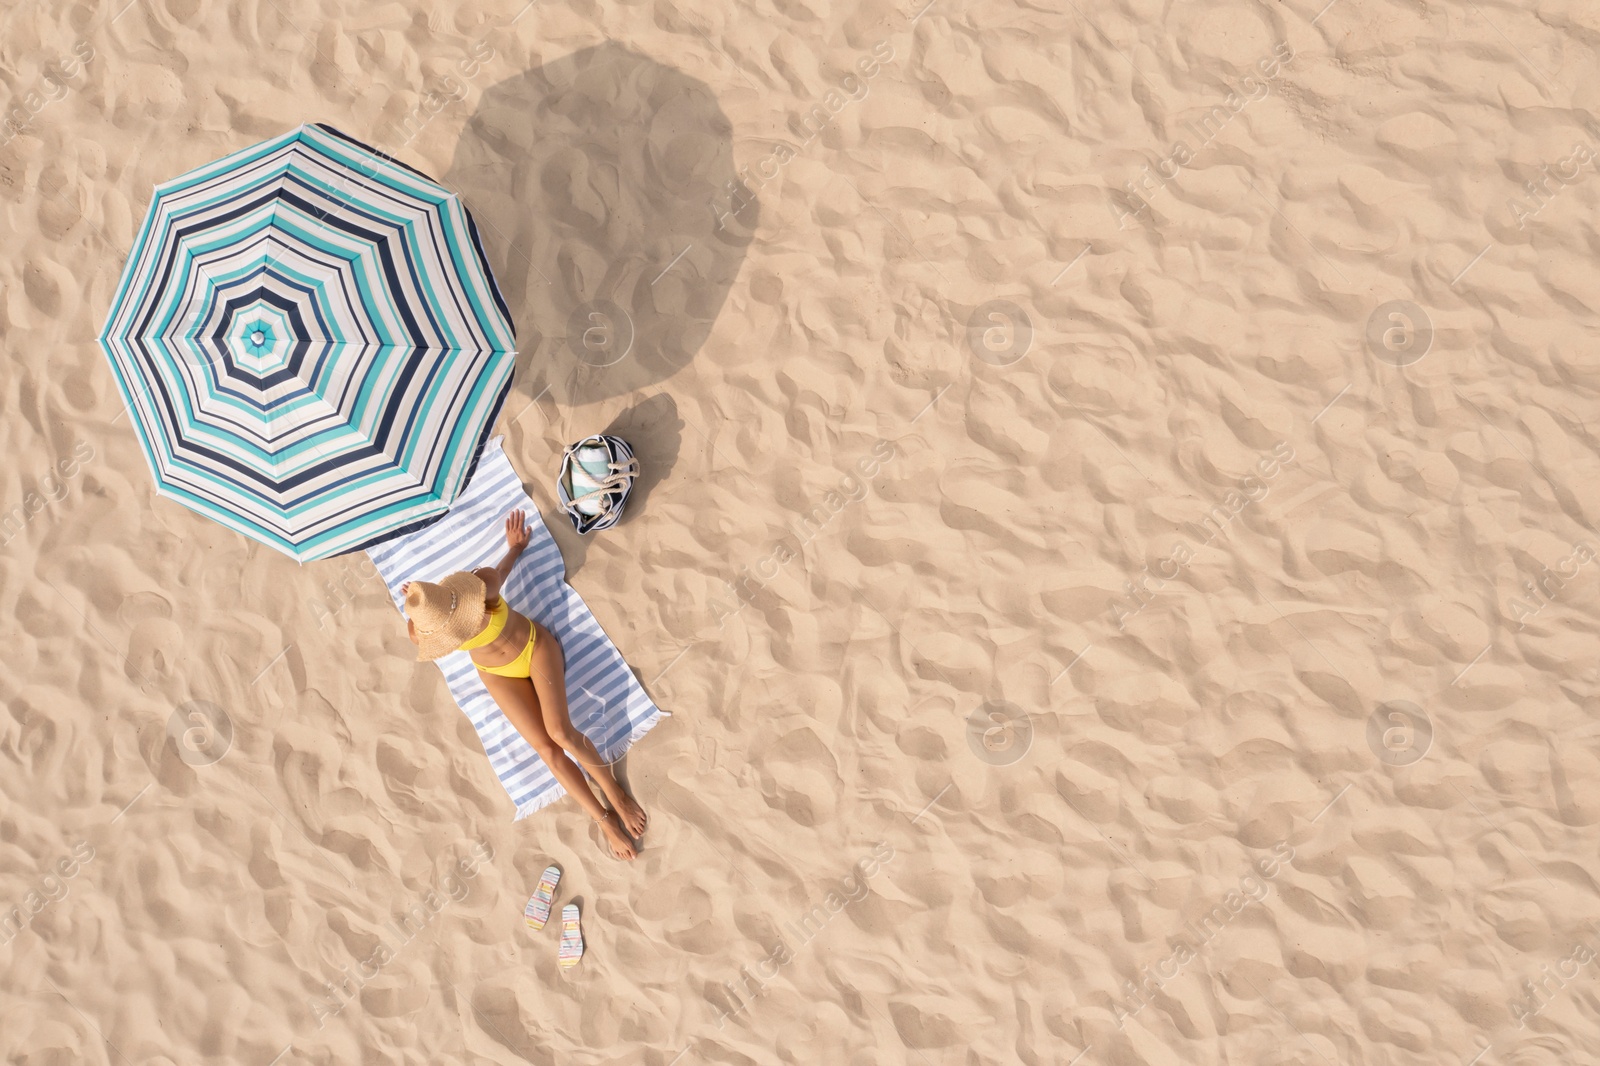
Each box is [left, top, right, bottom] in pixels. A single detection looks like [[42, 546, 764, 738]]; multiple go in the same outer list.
[[4, 0, 1600, 1062]]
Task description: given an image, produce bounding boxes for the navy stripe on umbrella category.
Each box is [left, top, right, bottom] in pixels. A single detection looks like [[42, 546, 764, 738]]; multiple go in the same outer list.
[[100, 123, 518, 561]]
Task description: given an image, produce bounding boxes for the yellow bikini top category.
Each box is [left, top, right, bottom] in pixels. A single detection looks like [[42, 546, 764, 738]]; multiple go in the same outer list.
[[457, 598, 508, 651]]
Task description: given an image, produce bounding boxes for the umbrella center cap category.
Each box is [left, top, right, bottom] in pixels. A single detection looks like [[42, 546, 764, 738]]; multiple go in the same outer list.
[[251, 330, 266, 345]]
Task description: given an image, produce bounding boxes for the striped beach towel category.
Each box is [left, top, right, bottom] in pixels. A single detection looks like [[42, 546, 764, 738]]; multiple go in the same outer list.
[[366, 437, 667, 818]]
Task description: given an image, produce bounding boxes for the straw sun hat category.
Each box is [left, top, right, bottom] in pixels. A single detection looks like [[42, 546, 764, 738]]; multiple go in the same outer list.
[[404, 570, 489, 661]]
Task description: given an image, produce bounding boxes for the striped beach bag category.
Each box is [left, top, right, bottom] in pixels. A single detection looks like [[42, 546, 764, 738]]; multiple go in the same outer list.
[[557, 435, 639, 534]]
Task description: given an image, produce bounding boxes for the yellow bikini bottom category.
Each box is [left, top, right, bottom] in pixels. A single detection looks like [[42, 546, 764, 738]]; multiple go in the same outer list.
[[459, 600, 537, 678]]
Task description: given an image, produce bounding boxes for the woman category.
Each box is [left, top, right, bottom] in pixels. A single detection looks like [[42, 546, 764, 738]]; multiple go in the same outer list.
[[402, 510, 647, 860]]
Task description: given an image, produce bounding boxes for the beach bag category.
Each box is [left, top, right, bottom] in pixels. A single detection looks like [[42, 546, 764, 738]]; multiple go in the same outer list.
[[557, 435, 639, 534]]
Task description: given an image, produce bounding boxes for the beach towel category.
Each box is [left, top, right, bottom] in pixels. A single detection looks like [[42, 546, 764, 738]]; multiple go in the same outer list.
[[366, 437, 667, 818]]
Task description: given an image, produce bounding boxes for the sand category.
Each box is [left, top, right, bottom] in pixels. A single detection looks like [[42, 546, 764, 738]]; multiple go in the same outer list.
[[3, 0, 1600, 1063]]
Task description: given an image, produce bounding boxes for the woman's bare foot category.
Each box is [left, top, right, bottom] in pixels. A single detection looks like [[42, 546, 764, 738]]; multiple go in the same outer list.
[[598, 811, 638, 861], [607, 791, 648, 838]]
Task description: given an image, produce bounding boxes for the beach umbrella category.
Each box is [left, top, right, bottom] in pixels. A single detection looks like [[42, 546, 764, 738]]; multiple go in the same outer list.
[[99, 123, 517, 562]]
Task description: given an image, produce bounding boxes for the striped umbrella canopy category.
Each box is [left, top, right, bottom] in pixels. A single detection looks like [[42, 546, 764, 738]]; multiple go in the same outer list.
[[99, 123, 517, 562]]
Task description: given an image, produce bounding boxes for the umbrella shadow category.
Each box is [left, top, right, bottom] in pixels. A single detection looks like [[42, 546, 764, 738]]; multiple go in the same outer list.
[[447, 43, 757, 407]]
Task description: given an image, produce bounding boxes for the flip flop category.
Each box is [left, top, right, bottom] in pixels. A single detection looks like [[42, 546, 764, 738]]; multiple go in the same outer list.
[[523, 865, 562, 931], [558, 903, 584, 969]]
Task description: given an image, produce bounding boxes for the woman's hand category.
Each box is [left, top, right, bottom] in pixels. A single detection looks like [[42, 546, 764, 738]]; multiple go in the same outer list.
[[505, 509, 530, 556]]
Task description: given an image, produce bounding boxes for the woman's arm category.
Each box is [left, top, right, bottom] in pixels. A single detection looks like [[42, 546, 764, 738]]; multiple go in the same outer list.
[[495, 510, 531, 582], [474, 510, 531, 604], [399, 583, 422, 644]]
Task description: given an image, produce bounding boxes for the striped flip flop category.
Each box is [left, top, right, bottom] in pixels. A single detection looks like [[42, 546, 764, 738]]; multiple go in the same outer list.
[[523, 865, 562, 931], [558, 903, 584, 969]]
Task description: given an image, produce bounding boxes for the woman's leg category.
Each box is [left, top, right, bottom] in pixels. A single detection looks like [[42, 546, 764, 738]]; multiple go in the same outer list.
[[478, 670, 637, 860], [526, 622, 649, 837]]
